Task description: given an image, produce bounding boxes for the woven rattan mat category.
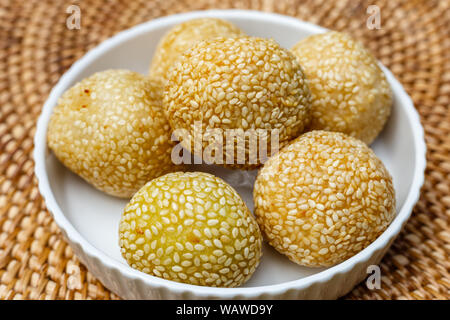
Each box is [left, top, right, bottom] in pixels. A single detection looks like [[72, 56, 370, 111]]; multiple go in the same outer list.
[[0, 0, 449, 300]]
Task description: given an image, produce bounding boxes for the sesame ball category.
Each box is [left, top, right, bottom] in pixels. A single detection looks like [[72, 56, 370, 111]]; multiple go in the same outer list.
[[291, 32, 392, 144], [119, 172, 263, 287], [165, 37, 311, 169], [149, 18, 244, 84], [47, 69, 179, 198], [254, 131, 396, 267]]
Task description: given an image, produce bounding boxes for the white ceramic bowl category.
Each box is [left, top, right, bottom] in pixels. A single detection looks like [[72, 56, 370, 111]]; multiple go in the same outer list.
[[34, 10, 426, 299]]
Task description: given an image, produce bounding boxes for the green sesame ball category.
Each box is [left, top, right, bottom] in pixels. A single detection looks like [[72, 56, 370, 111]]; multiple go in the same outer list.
[[119, 172, 263, 287], [291, 31, 392, 144], [164, 37, 311, 169], [149, 18, 244, 84], [47, 69, 179, 198], [254, 131, 396, 267]]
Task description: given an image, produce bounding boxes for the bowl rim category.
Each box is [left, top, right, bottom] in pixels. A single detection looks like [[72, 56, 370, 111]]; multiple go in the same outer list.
[[34, 9, 427, 298]]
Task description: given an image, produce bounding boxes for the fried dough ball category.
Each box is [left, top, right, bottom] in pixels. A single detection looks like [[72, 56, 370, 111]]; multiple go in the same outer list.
[[119, 171, 263, 287], [47, 70, 179, 198], [149, 18, 244, 84], [254, 130, 396, 267], [291, 32, 392, 144], [165, 37, 311, 169]]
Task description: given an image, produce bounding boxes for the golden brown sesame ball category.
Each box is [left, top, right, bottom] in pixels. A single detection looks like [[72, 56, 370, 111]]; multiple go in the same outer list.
[[291, 31, 392, 145], [119, 172, 262, 287], [149, 18, 244, 84], [47, 69, 179, 198], [254, 130, 396, 267], [165, 37, 311, 169]]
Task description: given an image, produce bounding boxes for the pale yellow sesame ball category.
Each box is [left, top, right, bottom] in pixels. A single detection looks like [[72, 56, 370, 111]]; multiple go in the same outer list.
[[165, 37, 311, 169], [254, 130, 396, 267], [149, 18, 244, 84], [291, 31, 392, 145], [119, 172, 262, 287], [47, 69, 179, 198]]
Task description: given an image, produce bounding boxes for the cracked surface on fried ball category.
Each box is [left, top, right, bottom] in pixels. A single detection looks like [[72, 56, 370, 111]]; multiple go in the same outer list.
[[149, 18, 244, 84], [291, 31, 392, 145], [119, 171, 262, 287], [164, 37, 311, 169], [254, 131, 396, 267], [47, 69, 179, 198]]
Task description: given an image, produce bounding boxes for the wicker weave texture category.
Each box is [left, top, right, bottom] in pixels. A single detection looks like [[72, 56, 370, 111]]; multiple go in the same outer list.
[[0, 0, 449, 300]]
